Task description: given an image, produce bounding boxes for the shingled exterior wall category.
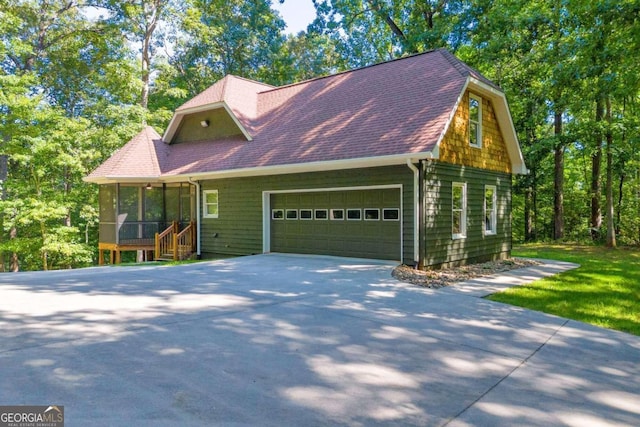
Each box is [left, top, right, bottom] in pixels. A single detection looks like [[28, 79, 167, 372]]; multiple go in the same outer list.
[[438, 91, 512, 174]]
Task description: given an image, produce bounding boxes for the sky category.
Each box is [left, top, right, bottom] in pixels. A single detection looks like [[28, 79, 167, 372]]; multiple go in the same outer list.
[[272, 0, 317, 34]]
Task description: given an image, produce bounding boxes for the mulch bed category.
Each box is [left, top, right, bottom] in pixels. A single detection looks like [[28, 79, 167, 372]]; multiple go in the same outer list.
[[392, 258, 541, 289]]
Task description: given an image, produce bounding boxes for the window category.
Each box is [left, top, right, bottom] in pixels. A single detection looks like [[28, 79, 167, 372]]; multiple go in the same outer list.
[[364, 209, 380, 221], [203, 190, 219, 218], [330, 209, 344, 220], [469, 94, 482, 148], [314, 209, 328, 220], [347, 209, 361, 220], [300, 209, 312, 220], [286, 209, 298, 220], [272, 209, 284, 220], [484, 185, 497, 235], [452, 182, 467, 239], [383, 208, 400, 221]]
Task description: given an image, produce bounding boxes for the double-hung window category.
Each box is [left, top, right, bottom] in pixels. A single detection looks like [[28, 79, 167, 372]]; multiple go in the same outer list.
[[469, 94, 482, 148], [452, 182, 467, 239], [203, 190, 219, 218], [484, 185, 497, 235]]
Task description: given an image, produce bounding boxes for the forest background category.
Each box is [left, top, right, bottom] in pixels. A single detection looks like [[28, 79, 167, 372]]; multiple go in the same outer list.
[[0, 0, 638, 271]]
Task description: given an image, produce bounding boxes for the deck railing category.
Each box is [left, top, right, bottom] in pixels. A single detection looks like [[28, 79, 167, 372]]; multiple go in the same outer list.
[[154, 221, 195, 261]]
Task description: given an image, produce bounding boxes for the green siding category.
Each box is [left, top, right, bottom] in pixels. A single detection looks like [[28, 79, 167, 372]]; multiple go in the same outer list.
[[199, 166, 415, 264], [422, 161, 512, 268], [174, 109, 244, 143]]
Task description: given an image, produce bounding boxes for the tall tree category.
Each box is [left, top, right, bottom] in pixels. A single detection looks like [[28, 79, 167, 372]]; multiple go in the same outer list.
[[102, 0, 178, 108]]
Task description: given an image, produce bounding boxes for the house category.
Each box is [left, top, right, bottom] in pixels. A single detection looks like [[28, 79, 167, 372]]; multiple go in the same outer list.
[[85, 49, 527, 268]]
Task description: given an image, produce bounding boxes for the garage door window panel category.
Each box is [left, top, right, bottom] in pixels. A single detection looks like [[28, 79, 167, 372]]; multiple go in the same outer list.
[[347, 209, 361, 220], [315, 209, 328, 220], [364, 209, 380, 220], [286, 209, 298, 220], [383, 208, 400, 221]]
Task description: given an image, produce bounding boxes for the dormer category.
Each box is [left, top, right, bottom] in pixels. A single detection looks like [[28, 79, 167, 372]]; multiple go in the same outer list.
[[162, 75, 273, 144]]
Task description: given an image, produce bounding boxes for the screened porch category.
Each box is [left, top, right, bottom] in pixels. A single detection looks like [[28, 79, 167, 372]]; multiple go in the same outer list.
[[97, 183, 196, 264]]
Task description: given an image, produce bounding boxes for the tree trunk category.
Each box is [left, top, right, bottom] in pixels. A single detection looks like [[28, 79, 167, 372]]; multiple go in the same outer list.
[[140, 0, 162, 110], [605, 97, 616, 248], [590, 97, 604, 240], [525, 185, 534, 242], [617, 170, 625, 235], [10, 225, 18, 272], [524, 168, 537, 242], [553, 112, 564, 240]]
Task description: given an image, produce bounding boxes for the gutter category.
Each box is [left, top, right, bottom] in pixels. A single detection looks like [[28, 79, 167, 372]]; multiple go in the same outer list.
[[187, 177, 202, 257], [406, 159, 420, 268]]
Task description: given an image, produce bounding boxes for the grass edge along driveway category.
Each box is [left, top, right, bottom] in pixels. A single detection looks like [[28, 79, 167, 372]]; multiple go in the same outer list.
[[488, 244, 640, 336]]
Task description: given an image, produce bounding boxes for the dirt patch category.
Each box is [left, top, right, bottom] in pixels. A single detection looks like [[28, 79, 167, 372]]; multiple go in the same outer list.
[[392, 258, 541, 289]]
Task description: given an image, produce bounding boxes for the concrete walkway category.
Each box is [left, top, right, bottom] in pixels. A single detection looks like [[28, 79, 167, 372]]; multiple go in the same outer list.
[[0, 255, 638, 426]]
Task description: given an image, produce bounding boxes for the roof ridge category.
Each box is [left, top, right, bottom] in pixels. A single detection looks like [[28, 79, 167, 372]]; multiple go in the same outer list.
[[225, 74, 275, 90], [259, 49, 441, 94]]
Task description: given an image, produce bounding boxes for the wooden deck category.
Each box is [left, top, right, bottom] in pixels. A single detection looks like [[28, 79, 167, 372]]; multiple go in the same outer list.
[[98, 242, 155, 265]]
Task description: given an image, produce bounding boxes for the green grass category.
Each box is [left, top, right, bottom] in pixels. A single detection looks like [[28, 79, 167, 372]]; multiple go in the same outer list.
[[487, 244, 640, 336]]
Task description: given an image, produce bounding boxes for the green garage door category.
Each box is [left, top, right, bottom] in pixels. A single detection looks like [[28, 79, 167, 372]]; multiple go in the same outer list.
[[270, 188, 401, 260]]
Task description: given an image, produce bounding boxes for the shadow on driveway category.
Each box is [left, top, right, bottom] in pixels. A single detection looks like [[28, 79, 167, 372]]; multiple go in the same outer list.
[[0, 254, 638, 426]]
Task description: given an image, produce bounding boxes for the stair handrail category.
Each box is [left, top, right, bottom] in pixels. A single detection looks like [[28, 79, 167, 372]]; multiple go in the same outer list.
[[155, 221, 177, 260], [175, 221, 195, 260]]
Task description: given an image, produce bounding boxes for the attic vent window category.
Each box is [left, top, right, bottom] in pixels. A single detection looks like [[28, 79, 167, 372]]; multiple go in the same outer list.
[[200, 120, 210, 128], [469, 94, 482, 148]]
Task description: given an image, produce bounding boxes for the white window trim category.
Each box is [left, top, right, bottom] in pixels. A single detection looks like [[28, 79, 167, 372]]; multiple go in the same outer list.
[[469, 93, 482, 148], [364, 208, 380, 221], [452, 182, 467, 239], [330, 209, 344, 220], [314, 209, 328, 220], [383, 208, 400, 221], [203, 189, 219, 218], [484, 185, 497, 235]]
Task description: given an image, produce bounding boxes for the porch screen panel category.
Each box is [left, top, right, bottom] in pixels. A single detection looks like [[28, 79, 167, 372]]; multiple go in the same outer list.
[[180, 184, 194, 223], [118, 186, 139, 222], [99, 185, 116, 222], [165, 185, 180, 223], [144, 187, 164, 221], [99, 185, 116, 243], [118, 185, 140, 241]]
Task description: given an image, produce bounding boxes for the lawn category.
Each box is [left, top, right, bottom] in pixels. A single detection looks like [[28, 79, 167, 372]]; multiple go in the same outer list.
[[488, 244, 640, 336]]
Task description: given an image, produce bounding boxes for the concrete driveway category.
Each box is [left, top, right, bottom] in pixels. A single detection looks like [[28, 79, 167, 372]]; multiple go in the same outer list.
[[0, 254, 638, 426]]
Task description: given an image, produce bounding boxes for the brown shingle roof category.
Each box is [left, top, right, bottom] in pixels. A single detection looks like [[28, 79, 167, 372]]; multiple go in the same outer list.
[[86, 49, 522, 182], [88, 126, 167, 180]]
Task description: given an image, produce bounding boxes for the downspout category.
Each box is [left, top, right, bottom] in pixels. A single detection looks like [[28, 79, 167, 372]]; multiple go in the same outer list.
[[406, 159, 420, 268], [187, 178, 201, 258]]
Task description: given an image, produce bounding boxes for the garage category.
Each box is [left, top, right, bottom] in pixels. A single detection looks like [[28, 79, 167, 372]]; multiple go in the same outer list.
[[268, 186, 402, 261]]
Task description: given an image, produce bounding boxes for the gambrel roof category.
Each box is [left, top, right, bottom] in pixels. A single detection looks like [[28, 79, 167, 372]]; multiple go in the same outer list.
[[86, 49, 527, 184]]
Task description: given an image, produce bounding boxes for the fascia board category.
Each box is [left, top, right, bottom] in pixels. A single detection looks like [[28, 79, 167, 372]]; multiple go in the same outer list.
[[85, 152, 435, 184], [161, 152, 435, 182], [82, 176, 161, 184]]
